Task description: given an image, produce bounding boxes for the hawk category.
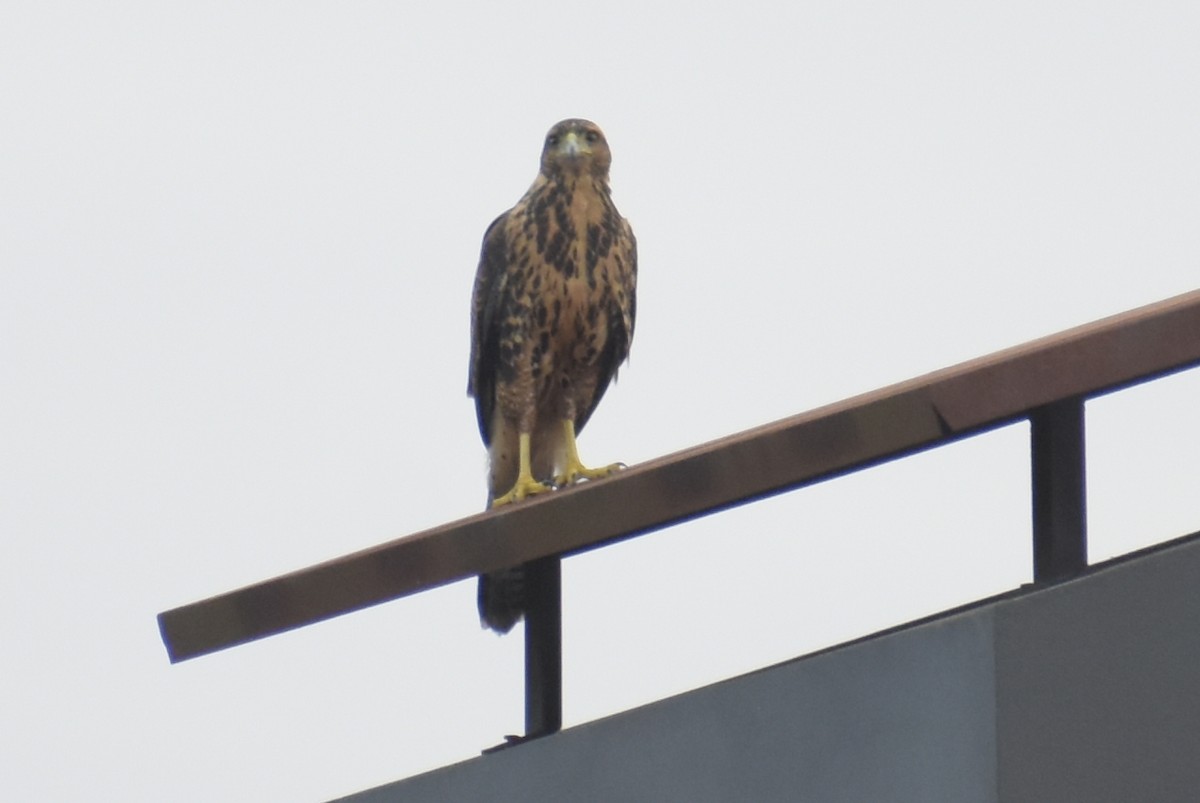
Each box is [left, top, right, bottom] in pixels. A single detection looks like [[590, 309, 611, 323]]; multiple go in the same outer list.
[[468, 119, 637, 633]]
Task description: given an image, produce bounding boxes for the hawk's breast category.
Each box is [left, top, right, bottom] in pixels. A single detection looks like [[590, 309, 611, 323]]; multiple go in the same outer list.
[[518, 179, 618, 391]]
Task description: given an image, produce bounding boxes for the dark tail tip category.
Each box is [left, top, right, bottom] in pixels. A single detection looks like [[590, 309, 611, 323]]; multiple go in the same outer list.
[[478, 567, 525, 634]]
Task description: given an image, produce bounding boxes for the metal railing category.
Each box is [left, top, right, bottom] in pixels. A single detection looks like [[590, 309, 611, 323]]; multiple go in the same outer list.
[[158, 289, 1200, 740]]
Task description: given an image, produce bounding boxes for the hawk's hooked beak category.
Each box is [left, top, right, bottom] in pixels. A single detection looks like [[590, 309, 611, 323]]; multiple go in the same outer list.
[[561, 131, 586, 158]]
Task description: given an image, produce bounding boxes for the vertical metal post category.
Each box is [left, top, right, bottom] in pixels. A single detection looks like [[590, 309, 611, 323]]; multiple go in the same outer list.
[[524, 555, 562, 738], [1030, 398, 1087, 581]]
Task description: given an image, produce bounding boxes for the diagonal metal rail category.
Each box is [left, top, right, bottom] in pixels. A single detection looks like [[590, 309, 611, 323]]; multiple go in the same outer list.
[[159, 289, 1200, 675]]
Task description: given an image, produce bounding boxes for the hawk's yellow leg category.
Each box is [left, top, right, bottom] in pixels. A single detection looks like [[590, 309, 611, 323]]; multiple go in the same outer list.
[[555, 419, 625, 486], [492, 432, 552, 507]]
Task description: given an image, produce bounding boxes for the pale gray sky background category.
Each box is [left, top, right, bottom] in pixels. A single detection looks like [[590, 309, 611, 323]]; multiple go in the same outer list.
[[4, 2, 1200, 800]]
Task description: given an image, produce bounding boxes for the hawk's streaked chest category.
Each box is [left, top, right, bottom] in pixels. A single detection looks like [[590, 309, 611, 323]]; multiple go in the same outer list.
[[506, 178, 621, 374]]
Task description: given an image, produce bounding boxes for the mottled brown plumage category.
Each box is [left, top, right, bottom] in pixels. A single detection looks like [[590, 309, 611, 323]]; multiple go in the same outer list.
[[469, 119, 637, 632]]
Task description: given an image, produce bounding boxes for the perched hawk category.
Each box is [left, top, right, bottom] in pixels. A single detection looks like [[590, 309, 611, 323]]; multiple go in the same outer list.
[[468, 119, 637, 633]]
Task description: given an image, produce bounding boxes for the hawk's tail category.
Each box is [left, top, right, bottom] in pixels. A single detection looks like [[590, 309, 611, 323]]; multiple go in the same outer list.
[[478, 567, 524, 633]]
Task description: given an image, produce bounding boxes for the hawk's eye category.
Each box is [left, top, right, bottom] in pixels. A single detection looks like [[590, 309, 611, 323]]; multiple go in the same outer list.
[[546, 134, 560, 147], [584, 130, 599, 144]]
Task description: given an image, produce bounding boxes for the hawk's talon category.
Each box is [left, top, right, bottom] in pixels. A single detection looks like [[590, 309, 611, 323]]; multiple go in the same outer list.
[[554, 419, 625, 487], [491, 476, 553, 507], [490, 431, 552, 507], [555, 460, 625, 487]]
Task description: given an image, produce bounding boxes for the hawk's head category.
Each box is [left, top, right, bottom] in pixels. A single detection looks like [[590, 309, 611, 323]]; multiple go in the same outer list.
[[540, 119, 612, 181]]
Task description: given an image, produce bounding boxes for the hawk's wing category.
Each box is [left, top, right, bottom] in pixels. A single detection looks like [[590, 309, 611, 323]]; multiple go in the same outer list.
[[468, 212, 509, 446], [574, 219, 637, 435]]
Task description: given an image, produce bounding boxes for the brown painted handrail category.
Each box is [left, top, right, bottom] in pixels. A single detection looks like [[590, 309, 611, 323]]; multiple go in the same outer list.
[[158, 289, 1200, 664]]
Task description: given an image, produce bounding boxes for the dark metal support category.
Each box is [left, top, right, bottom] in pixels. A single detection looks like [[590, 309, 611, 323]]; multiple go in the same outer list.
[[524, 555, 562, 738], [1030, 398, 1087, 581]]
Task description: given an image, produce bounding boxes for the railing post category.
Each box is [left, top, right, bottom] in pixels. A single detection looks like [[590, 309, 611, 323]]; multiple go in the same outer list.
[[524, 555, 562, 738], [1030, 398, 1087, 581]]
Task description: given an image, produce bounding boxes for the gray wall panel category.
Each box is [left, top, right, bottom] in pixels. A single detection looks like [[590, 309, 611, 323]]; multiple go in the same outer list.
[[337, 531, 1200, 803], [337, 609, 997, 802], [996, 541, 1200, 803]]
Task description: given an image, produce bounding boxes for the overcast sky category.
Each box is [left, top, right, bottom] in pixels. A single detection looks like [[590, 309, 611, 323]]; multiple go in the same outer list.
[[4, 3, 1200, 800]]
